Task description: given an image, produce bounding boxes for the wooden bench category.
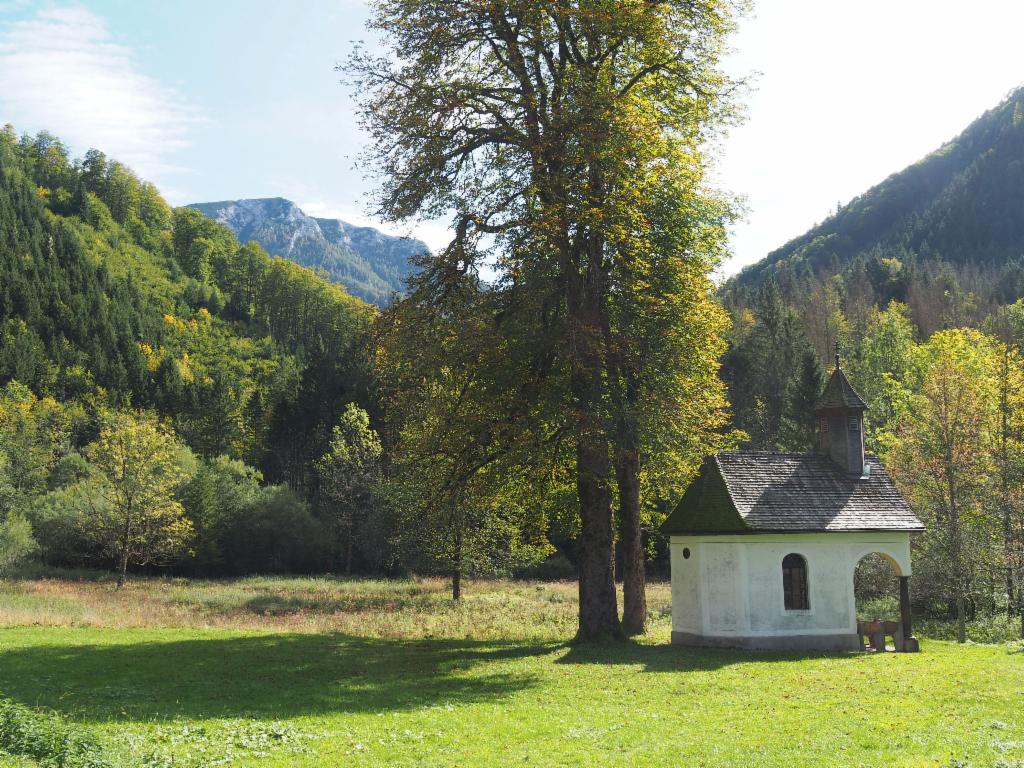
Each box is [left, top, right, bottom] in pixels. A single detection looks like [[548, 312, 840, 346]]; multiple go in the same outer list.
[[857, 619, 902, 652]]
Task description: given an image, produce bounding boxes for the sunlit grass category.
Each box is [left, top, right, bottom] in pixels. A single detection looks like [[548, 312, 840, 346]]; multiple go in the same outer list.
[[0, 575, 1021, 767]]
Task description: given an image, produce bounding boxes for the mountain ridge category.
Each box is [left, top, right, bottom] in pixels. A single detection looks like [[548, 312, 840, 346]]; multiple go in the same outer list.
[[728, 87, 1024, 296], [189, 197, 427, 306]]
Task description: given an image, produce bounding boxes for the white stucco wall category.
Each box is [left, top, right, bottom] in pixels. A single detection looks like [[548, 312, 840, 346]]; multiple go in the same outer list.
[[669, 532, 912, 645]]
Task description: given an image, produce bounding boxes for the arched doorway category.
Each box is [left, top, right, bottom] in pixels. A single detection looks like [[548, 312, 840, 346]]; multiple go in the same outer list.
[[853, 551, 917, 652], [855, 552, 900, 617]]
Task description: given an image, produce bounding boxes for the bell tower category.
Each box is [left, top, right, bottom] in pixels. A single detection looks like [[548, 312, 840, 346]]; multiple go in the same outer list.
[[814, 344, 869, 478]]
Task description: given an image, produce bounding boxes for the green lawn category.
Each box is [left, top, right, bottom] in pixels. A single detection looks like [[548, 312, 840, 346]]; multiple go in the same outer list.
[[0, 576, 1021, 767]]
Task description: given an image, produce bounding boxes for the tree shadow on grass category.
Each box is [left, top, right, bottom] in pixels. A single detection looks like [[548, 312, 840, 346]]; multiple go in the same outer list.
[[0, 632, 558, 723], [556, 640, 862, 672]]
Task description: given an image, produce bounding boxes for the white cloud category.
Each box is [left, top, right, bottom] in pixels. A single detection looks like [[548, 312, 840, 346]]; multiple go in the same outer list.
[[0, 5, 201, 183], [0, 1, 31, 14]]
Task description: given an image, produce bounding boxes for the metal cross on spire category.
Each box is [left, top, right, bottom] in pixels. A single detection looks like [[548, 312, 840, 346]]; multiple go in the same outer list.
[[834, 341, 841, 369]]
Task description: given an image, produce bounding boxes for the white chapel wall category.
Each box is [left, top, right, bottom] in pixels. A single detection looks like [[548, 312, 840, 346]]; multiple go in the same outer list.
[[670, 532, 912, 639], [668, 539, 703, 632]]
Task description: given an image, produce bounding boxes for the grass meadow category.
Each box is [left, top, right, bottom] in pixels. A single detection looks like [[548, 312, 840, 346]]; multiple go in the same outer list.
[[0, 574, 1021, 767]]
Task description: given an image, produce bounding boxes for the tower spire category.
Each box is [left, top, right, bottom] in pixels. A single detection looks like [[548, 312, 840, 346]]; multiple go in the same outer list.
[[816, 343, 869, 478]]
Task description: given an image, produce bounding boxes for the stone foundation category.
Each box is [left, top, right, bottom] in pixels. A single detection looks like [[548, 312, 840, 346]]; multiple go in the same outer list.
[[671, 630, 863, 652]]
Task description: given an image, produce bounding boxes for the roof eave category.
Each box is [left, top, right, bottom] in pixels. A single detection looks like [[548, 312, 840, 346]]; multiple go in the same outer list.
[[667, 526, 925, 536]]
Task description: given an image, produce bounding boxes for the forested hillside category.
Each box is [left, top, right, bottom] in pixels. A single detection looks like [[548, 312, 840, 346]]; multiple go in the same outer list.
[[0, 126, 377, 577], [189, 198, 426, 306], [727, 87, 1024, 318]]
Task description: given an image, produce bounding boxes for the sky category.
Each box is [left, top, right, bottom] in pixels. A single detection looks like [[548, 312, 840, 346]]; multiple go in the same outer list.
[[1, 1, 1023, 275]]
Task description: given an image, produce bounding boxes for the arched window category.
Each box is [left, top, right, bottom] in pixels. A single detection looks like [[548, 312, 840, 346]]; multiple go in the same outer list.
[[782, 553, 809, 610]]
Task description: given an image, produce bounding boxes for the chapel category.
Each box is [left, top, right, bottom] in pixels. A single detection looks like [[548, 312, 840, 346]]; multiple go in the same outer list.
[[661, 351, 923, 651]]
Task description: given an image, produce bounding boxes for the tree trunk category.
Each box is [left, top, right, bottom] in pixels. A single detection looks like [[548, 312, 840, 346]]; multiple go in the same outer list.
[[945, 450, 967, 644], [566, 250, 620, 641], [345, 520, 354, 576], [616, 443, 646, 636], [899, 576, 913, 650], [956, 594, 966, 644], [117, 547, 129, 589], [452, 528, 463, 601], [1004, 510, 1015, 617], [602, 266, 645, 637], [951, 509, 967, 644], [116, 513, 131, 589], [1000, 346, 1015, 616], [576, 432, 618, 639]]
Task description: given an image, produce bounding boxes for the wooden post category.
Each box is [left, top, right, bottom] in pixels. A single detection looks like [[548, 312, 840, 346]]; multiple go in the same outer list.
[[899, 576, 914, 652]]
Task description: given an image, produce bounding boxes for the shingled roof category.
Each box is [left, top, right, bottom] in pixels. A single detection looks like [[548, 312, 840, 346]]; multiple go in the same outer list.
[[661, 451, 923, 535], [814, 366, 868, 411]]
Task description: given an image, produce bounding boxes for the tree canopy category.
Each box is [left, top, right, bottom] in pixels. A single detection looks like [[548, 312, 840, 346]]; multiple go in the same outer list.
[[352, 0, 742, 637]]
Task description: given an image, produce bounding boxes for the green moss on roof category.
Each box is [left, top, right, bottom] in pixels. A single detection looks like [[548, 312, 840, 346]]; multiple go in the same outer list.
[[660, 457, 748, 535]]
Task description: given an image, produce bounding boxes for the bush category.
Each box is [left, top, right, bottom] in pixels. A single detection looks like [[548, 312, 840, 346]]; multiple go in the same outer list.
[[220, 485, 328, 574], [354, 498, 400, 574], [0, 698, 110, 767], [858, 595, 1023, 643], [914, 611, 1023, 644], [180, 456, 263, 575], [854, 552, 899, 605], [0, 513, 38, 574], [181, 457, 332, 577], [25, 488, 95, 568]]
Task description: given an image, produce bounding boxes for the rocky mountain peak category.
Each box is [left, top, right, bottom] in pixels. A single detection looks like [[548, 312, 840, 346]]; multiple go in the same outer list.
[[188, 197, 428, 306]]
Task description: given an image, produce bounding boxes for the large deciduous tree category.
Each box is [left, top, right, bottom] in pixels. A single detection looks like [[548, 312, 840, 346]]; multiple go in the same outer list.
[[604, 169, 738, 633], [352, 0, 740, 638]]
